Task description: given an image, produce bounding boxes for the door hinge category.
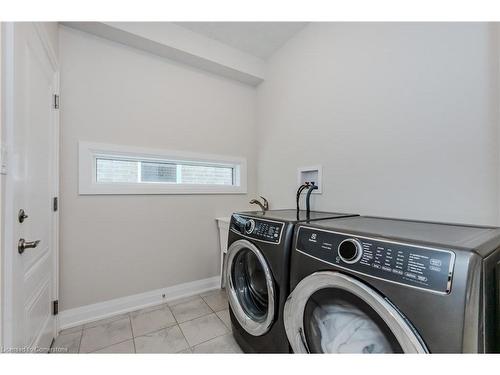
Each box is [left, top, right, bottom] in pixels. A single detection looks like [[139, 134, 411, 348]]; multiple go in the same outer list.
[[53, 94, 59, 109], [53, 197, 58, 212], [52, 300, 59, 316]]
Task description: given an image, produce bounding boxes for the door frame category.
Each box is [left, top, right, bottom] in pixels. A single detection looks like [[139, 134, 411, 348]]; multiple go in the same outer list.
[[1, 22, 60, 350]]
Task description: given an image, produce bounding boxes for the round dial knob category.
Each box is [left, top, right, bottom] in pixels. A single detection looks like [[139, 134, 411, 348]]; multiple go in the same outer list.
[[338, 238, 363, 264], [244, 219, 255, 234]]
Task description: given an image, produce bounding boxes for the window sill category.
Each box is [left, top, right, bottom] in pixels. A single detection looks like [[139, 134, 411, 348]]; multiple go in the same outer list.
[[79, 183, 247, 195]]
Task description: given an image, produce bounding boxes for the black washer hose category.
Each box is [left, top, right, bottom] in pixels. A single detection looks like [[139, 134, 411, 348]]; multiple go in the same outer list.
[[305, 183, 318, 215], [296, 183, 310, 212]]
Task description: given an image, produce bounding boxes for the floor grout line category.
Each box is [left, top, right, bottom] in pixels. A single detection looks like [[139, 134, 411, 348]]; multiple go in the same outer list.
[[174, 292, 230, 349], [190, 331, 233, 351], [176, 311, 213, 326], [128, 296, 194, 353], [79, 316, 134, 353], [215, 311, 231, 329], [64, 289, 232, 354], [128, 313, 137, 353], [177, 323, 192, 351], [132, 322, 178, 339], [87, 337, 135, 354], [77, 327, 84, 353], [171, 295, 197, 350], [81, 314, 129, 332], [58, 326, 84, 337], [182, 308, 231, 349]]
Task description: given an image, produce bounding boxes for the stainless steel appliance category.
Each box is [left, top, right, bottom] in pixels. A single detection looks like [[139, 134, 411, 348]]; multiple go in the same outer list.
[[285, 216, 500, 353], [225, 209, 357, 353]]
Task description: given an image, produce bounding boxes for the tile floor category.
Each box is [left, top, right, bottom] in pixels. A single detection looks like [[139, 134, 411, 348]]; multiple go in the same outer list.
[[51, 289, 242, 354]]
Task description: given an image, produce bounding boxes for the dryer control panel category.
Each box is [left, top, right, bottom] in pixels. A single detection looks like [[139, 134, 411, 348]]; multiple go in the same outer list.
[[296, 227, 455, 294], [231, 214, 283, 244]]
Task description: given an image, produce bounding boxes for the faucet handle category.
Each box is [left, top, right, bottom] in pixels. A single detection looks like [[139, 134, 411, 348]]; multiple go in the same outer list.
[[249, 197, 268, 213]]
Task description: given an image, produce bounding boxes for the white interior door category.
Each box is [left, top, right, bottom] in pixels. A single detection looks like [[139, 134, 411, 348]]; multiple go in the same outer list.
[[2, 22, 59, 352]]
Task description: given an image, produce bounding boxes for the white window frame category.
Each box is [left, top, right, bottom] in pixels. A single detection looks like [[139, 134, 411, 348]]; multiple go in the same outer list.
[[78, 141, 247, 195]]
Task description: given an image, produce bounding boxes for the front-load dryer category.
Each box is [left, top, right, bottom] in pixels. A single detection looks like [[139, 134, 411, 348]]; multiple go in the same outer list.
[[225, 209, 357, 353], [285, 216, 500, 353]]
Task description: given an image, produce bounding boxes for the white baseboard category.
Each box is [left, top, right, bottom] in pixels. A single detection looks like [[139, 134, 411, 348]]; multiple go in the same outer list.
[[58, 276, 220, 331]]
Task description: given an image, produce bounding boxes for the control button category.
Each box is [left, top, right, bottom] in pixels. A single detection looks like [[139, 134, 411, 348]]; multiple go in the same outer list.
[[429, 266, 441, 272], [372, 264, 381, 269], [430, 259, 442, 267], [338, 238, 363, 264], [404, 272, 417, 279], [392, 269, 403, 275], [274, 233, 278, 238], [244, 219, 255, 234], [382, 266, 392, 272], [417, 275, 428, 282]]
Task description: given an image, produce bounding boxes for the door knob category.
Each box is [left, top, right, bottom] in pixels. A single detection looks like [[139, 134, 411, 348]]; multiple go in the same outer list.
[[18, 239, 40, 254]]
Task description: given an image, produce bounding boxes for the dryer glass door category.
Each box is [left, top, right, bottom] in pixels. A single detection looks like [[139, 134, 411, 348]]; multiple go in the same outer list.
[[284, 271, 428, 353], [302, 287, 401, 353], [225, 239, 275, 336]]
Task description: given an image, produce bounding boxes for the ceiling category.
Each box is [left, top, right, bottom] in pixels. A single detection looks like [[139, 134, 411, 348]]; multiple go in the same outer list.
[[174, 22, 308, 60]]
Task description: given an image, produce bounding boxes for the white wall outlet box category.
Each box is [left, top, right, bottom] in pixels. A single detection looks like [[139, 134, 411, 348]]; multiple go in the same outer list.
[[298, 165, 322, 194]]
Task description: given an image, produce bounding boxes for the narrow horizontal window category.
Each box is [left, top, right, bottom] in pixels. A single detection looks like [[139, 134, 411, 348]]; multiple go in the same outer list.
[[79, 142, 247, 195], [95, 157, 234, 186]]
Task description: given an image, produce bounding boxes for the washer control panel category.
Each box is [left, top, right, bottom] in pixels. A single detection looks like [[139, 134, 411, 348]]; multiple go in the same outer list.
[[231, 214, 283, 244], [296, 227, 455, 294]]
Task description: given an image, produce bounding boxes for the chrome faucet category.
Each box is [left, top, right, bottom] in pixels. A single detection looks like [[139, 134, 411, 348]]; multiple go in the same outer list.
[[249, 196, 269, 213]]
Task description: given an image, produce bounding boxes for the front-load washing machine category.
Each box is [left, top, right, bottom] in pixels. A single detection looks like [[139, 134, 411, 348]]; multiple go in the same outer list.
[[284, 216, 500, 353], [225, 209, 358, 353]]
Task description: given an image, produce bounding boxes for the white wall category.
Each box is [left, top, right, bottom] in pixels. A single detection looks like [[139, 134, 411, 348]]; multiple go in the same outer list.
[[59, 26, 256, 310], [257, 23, 499, 226], [41, 22, 59, 58]]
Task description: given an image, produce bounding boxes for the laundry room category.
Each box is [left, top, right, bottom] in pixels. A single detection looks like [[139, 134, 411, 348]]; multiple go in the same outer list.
[[1, 1, 500, 370]]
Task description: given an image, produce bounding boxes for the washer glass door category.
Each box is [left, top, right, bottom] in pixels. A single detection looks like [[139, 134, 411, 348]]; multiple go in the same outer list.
[[284, 272, 427, 353], [226, 239, 275, 336]]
